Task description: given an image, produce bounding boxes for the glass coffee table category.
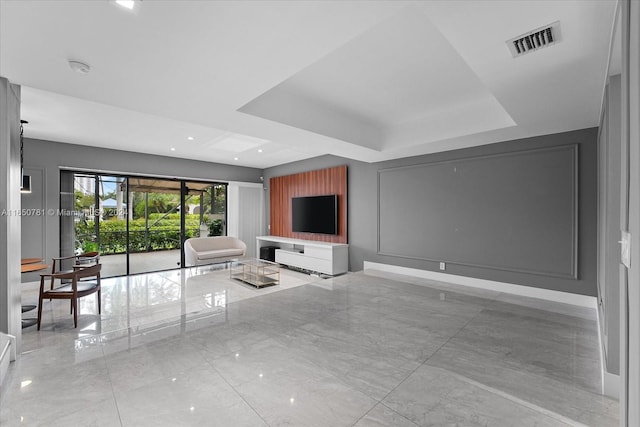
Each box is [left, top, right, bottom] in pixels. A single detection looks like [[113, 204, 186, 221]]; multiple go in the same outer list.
[[230, 258, 280, 288]]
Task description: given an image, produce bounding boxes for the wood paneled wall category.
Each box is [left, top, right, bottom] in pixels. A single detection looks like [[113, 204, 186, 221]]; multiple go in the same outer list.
[[270, 165, 347, 243]]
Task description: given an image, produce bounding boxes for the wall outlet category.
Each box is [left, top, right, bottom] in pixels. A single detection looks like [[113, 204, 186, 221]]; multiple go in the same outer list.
[[439, 262, 446, 270]]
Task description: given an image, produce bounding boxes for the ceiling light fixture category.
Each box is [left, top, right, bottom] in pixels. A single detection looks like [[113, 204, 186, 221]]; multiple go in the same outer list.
[[187, 136, 194, 141], [258, 149, 263, 153], [68, 60, 91, 75], [170, 147, 176, 151], [234, 157, 239, 161], [115, 0, 136, 10]]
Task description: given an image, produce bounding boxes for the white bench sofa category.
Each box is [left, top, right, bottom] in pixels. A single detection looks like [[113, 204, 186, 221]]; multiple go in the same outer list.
[[183, 236, 247, 267]]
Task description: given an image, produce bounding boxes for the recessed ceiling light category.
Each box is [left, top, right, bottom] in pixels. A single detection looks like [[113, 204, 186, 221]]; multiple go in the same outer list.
[[170, 147, 176, 151], [187, 136, 194, 141], [234, 157, 239, 161], [115, 0, 136, 10], [258, 149, 263, 153], [68, 60, 91, 74]]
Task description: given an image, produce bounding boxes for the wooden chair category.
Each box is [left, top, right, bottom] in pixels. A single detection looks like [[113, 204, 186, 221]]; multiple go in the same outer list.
[[37, 263, 102, 330], [48, 251, 100, 291], [50, 251, 100, 275]]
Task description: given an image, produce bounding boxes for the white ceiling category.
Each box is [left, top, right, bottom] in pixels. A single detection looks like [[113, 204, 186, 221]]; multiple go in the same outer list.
[[0, 0, 617, 169]]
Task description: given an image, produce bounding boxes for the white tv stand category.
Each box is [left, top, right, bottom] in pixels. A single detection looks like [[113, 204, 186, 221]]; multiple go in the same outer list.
[[256, 236, 348, 276]]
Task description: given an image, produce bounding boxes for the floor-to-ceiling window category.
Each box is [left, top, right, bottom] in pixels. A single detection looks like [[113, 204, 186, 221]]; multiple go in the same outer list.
[[61, 171, 227, 277]]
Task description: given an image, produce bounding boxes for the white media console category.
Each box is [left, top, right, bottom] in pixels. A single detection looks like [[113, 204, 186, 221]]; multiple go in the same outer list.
[[256, 236, 348, 276]]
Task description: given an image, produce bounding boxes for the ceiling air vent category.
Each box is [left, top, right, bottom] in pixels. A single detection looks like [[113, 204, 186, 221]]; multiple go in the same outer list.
[[507, 21, 561, 58]]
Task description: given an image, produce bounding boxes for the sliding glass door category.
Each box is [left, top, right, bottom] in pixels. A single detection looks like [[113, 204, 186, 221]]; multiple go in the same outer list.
[[127, 178, 183, 275], [184, 181, 227, 238], [61, 171, 227, 277], [71, 174, 128, 277]]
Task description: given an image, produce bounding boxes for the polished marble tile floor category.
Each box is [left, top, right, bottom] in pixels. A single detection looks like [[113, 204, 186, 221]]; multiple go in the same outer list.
[[2, 267, 618, 426]]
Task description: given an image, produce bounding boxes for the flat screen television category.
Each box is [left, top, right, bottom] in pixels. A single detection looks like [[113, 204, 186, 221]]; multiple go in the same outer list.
[[292, 195, 338, 235]]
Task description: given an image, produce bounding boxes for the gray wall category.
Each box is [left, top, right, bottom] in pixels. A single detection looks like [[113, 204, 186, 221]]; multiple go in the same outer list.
[[264, 127, 598, 297], [20, 138, 262, 282], [378, 145, 578, 278]]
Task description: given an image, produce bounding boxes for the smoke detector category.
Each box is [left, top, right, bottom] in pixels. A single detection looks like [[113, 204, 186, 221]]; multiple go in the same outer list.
[[68, 60, 91, 74], [507, 22, 561, 58]]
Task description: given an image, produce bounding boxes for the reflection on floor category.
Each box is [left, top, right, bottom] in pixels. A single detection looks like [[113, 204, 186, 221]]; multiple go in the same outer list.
[[99, 249, 182, 277], [3, 267, 618, 426]]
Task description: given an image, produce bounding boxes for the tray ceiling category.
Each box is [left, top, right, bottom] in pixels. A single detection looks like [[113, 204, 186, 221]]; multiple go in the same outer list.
[[0, 1, 617, 168]]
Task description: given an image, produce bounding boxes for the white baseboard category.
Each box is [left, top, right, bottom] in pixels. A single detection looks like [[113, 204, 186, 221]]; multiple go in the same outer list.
[[603, 371, 620, 399], [363, 261, 597, 309], [595, 308, 621, 400]]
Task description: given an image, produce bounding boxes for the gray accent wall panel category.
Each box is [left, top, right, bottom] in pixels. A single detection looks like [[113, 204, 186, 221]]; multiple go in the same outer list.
[[378, 145, 578, 278]]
